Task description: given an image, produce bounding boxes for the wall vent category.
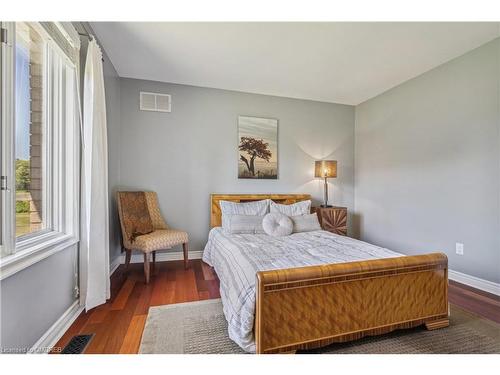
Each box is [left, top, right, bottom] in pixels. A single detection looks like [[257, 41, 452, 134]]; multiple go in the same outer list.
[[140, 91, 171, 112]]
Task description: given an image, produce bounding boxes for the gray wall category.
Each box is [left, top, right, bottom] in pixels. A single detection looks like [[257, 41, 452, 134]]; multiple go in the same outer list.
[[118, 78, 355, 252], [0, 245, 78, 350], [354, 38, 500, 283]]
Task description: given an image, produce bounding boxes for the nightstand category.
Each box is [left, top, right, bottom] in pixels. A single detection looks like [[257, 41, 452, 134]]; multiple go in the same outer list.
[[312, 206, 348, 236]]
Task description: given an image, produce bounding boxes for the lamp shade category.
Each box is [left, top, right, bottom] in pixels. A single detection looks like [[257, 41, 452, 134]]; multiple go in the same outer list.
[[315, 160, 337, 178]]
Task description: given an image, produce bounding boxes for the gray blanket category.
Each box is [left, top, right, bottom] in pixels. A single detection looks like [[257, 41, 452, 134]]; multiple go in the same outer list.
[[202, 228, 402, 352]]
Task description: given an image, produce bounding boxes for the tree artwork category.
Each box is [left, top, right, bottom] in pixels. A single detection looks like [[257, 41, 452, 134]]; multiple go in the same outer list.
[[239, 137, 272, 177], [238, 116, 278, 179]]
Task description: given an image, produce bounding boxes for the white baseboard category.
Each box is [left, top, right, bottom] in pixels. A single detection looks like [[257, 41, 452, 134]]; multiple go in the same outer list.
[[109, 252, 500, 296], [122, 250, 203, 264], [30, 251, 203, 353], [110, 250, 203, 276], [449, 269, 500, 296], [109, 255, 121, 276], [29, 300, 84, 354]]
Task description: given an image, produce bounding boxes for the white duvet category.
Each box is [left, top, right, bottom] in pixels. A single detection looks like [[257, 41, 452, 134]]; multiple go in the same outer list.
[[202, 228, 402, 352]]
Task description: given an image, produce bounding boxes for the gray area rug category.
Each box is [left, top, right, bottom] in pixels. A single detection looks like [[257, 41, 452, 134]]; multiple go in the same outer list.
[[139, 299, 500, 354]]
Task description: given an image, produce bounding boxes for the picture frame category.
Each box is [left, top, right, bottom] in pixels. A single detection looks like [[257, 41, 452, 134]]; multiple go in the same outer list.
[[237, 116, 278, 179]]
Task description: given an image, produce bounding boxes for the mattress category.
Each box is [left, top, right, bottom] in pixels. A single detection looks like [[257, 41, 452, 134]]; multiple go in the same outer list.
[[202, 228, 402, 352]]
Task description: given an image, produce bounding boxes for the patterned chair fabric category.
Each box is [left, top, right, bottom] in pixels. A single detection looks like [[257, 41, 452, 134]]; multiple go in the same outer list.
[[117, 191, 188, 252], [132, 229, 189, 252], [144, 192, 168, 230], [117, 192, 154, 244]]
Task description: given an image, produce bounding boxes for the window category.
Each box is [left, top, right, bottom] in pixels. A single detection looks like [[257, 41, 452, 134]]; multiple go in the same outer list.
[[15, 22, 45, 238], [0, 22, 79, 263]]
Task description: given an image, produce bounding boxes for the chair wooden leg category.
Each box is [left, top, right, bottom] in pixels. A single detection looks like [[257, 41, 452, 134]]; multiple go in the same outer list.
[[183, 242, 189, 270], [143, 253, 150, 284], [125, 249, 131, 272], [152, 251, 156, 273]]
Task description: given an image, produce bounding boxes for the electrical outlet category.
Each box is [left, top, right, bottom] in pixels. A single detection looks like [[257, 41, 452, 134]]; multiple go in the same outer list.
[[456, 243, 464, 255]]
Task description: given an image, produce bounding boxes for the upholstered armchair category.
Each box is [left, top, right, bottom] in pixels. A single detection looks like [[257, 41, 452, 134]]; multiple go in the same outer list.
[[116, 191, 189, 283]]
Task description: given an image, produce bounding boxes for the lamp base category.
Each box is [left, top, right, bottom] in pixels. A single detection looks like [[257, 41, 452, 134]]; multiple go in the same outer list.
[[320, 204, 333, 208]]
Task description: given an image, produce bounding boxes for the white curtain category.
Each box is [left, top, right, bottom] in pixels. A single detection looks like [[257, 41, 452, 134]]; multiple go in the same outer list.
[[80, 39, 110, 311]]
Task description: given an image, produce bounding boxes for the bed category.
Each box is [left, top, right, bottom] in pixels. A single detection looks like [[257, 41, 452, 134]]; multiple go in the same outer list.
[[204, 194, 449, 354]]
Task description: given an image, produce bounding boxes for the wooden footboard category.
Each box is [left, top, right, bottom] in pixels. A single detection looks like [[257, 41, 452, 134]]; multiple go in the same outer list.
[[255, 253, 449, 353]]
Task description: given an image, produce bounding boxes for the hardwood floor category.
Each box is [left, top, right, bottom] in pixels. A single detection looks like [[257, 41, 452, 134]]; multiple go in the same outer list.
[[52, 259, 500, 354], [53, 259, 220, 354], [448, 279, 500, 324]]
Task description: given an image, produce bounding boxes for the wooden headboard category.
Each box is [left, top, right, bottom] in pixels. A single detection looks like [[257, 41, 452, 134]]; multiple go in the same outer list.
[[210, 193, 311, 228]]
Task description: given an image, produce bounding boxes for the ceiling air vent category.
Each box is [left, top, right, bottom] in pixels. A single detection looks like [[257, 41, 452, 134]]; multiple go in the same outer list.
[[140, 91, 171, 112]]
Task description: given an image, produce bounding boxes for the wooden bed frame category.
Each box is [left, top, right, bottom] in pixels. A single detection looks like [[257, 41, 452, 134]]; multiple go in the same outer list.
[[210, 194, 449, 354]]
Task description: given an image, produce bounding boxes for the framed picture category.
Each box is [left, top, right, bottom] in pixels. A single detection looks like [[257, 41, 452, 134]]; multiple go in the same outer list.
[[238, 116, 278, 179]]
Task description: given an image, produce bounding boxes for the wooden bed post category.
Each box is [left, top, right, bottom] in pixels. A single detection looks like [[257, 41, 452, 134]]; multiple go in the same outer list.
[[255, 253, 448, 354]]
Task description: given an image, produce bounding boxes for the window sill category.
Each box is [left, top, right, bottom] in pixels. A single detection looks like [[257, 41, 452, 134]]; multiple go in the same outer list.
[[0, 233, 78, 280]]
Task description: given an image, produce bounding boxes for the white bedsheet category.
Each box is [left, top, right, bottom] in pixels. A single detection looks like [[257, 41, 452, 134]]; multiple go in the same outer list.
[[202, 228, 402, 352]]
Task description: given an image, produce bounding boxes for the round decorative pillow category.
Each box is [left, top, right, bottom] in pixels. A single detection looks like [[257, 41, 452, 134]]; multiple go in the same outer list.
[[262, 212, 293, 237]]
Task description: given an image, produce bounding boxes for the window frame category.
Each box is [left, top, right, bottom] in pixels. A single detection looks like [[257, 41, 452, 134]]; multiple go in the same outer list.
[[0, 21, 80, 279], [1, 21, 16, 258]]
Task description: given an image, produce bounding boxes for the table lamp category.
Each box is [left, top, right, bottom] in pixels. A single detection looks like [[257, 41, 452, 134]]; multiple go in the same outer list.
[[314, 160, 337, 207]]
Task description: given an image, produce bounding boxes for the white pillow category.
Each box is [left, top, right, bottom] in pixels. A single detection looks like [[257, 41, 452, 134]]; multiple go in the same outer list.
[[227, 215, 265, 234], [291, 213, 322, 233], [270, 200, 311, 216], [220, 199, 270, 232], [262, 213, 293, 237]]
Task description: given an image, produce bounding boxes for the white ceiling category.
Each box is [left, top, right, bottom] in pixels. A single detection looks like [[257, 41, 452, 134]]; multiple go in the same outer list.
[[91, 22, 500, 105]]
